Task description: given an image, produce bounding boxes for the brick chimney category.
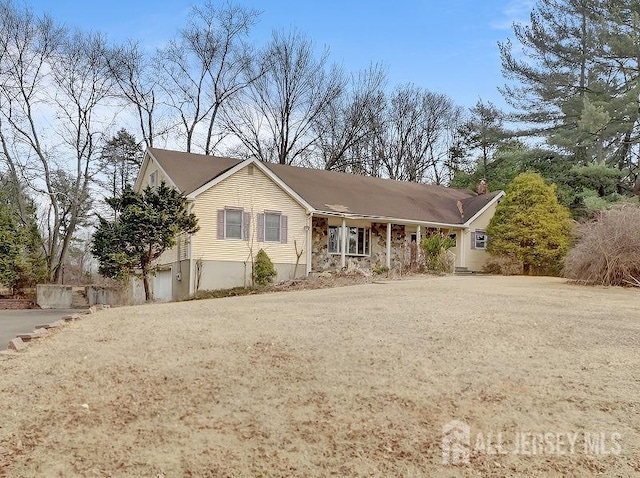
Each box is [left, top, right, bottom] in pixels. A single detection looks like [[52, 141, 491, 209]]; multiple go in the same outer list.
[[477, 178, 487, 195]]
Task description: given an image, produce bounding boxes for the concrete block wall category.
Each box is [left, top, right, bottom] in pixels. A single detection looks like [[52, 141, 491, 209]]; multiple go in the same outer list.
[[85, 277, 146, 306], [36, 285, 73, 309]]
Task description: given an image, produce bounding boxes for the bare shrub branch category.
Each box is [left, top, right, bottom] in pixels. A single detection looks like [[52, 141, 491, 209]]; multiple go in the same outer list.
[[564, 204, 640, 287]]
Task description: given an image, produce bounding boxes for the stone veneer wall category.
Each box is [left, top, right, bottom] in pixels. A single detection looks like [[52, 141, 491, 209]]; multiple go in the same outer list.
[[370, 223, 406, 270], [311, 217, 406, 271], [311, 217, 340, 271]]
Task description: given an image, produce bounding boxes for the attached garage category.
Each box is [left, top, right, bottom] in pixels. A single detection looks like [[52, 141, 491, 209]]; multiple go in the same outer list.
[[153, 269, 173, 302]]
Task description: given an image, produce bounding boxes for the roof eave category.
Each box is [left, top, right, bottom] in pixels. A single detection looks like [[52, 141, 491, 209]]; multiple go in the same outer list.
[[312, 210, 468, 229], [135, 149, 181, 193], [462, 191, 506, 227], [186, 158, 315, 214], [132, 151, 150, 192]]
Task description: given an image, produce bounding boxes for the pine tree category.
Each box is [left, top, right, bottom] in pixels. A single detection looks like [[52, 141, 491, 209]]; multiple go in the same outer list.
[[98, 129, 143, 202], [499, 0, 640, 192], [487, 172, 574, 275], [0, 187, 47, 294], [499, 0, 620, 162], [92, 183, 199, 301], [455, 100, 507, 181]]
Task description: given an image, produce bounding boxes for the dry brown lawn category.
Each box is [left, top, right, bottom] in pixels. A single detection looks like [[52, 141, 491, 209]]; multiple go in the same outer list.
[[0, 275, 639, 477]]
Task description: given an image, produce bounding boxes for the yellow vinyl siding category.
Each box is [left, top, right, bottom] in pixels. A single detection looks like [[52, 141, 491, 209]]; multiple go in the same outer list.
[[465, 200, 499, 271], [136, 158, 170, 192], [157, 245, 178, 265], [155, 235, 189, 266], [191, 165, 308, 265]]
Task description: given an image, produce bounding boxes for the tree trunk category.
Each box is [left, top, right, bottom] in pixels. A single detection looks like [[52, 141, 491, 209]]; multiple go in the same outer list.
[[523, 263, 531, 275], [143, 273, 152, 302]]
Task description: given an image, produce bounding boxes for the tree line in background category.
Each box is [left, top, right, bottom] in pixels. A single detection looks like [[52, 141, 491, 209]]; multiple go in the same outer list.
[[0, 0, 639, 289], [457, 0, 640, 215]]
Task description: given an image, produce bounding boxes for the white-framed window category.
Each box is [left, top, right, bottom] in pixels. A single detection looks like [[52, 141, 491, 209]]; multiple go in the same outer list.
[[264, 212, 281, 242], [217, 208, 249, 241], [257, 211, 287, 243], [328, 226, 371, 256], [473, 231, 487, 249], [149, 170, 158, 189], [328, 226, 340, 253], [225, 209, 243, 239]]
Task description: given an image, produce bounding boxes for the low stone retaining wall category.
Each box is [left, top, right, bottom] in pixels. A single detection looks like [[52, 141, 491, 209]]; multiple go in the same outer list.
[[0, 305, 110, 359]]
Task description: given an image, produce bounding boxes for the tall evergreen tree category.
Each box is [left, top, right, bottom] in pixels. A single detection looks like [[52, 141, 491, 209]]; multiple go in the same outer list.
[[499, 1, 609, 159], [599, 0, 640, 189], [500, 0, 640, 186], [98, 129, 143, 203], [0, 181, 47, 294], [455, 100, 507, 181], [92, 183, 199, 301]]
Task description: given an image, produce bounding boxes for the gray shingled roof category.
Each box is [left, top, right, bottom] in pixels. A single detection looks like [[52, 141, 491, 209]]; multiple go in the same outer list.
[[149, 148, 241, 195], [148, 148, 501, 225]]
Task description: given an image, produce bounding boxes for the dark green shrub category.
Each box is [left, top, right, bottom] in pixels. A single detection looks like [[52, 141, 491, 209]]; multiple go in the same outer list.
[[253, 249, 277, 286]]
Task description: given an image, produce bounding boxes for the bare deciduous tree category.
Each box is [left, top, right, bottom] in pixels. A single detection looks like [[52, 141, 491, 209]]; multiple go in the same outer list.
[[0, 1, 116, 282], [156, 1, 260, 154], [225, 29, 343, 165], [370, 84, 462, 183], [311, 63, 387, 172], [107, 40, 161, 149]]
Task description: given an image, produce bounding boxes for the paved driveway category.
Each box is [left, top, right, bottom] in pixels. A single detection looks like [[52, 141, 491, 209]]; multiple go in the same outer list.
[[0, 309, 84, 349]]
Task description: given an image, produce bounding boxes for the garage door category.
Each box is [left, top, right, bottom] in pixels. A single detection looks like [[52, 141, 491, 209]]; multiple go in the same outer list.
[[153, 270, 173, 302]]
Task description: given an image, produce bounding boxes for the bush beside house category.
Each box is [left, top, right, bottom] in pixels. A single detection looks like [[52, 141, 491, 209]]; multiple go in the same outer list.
[[564, 204, 640, 287], [253, 249, 277, 286], [420, 233, 455, 273], [486, 172, 573, 275]]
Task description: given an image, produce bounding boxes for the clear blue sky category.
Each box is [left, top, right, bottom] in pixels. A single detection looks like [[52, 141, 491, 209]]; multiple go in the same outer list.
[[26, 0, 534, 110]]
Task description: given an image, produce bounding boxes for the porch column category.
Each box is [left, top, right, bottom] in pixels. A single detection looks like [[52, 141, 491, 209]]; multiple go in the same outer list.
[[305, 214, 312, 275], [459, 230, 466, 268], [416, 225, 422, 245], [386, 222, 392, 269], [340, 217, 347, 268]]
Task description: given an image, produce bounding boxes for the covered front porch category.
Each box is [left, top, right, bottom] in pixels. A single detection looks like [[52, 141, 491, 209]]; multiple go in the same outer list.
[[307, 214, 467, 273]]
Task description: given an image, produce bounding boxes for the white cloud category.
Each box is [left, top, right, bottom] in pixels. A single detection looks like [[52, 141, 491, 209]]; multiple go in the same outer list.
[[491, 0, 535, 30]]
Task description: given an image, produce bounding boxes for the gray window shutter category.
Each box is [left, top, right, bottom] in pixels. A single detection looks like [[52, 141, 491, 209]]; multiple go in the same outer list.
[[280, 215, 288, 244], [470, 232, 476, 250], [257, 213, 265, 242], [243, 211, 251, 241], [217, 210, 225, 239]]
